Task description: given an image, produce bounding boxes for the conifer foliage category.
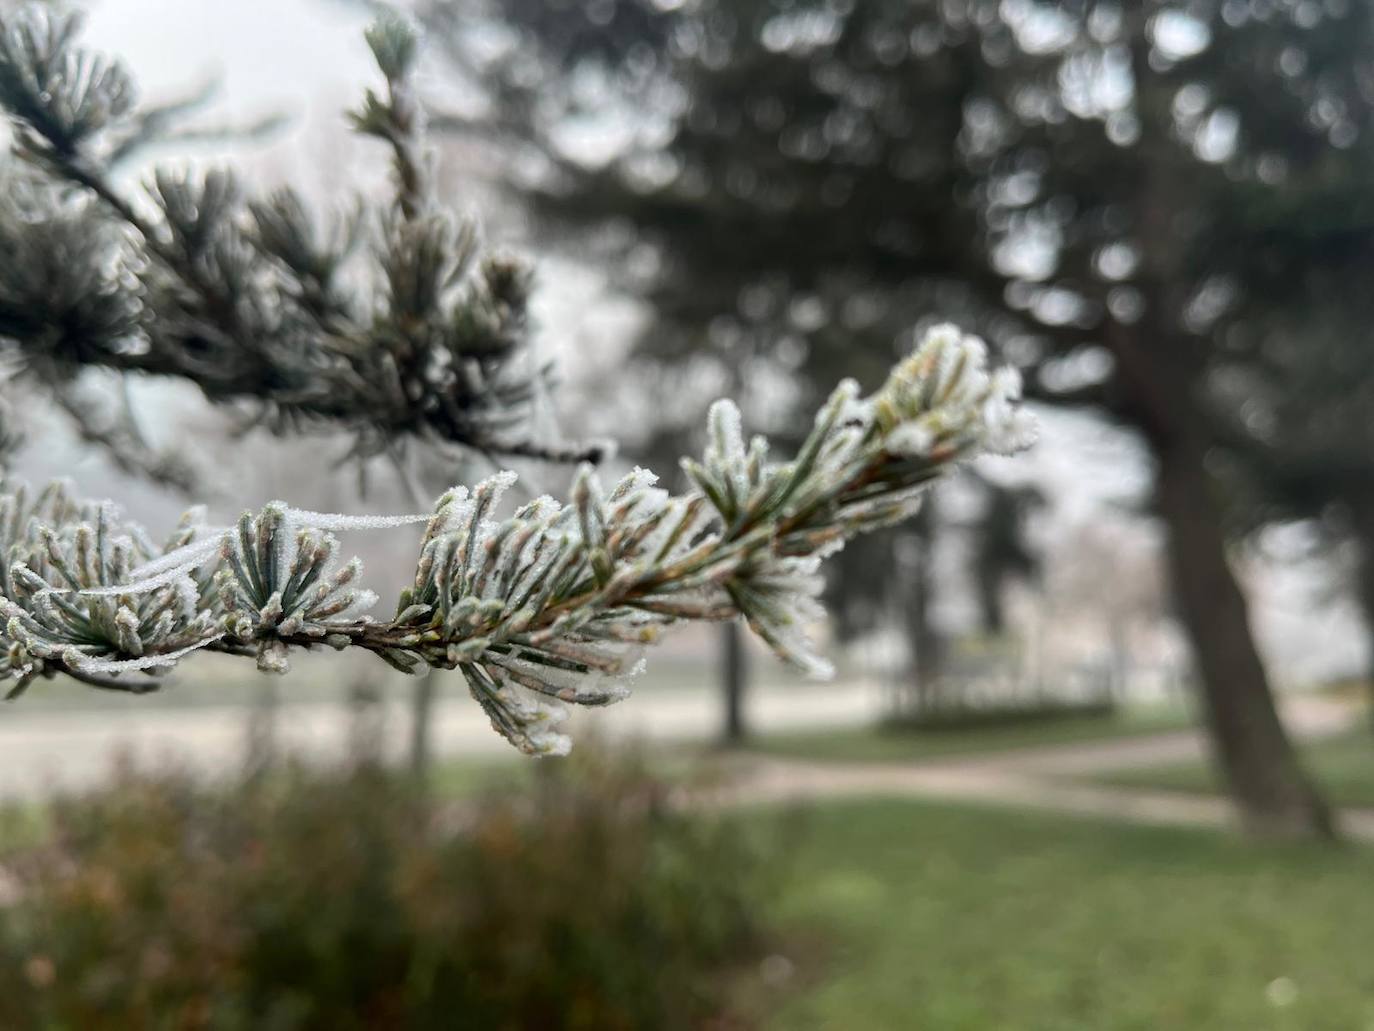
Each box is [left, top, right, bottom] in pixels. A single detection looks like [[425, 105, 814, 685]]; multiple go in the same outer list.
[[0, 4, 598, 468], [0, 325, 1033, 755], [0, 5, 1034, 755]]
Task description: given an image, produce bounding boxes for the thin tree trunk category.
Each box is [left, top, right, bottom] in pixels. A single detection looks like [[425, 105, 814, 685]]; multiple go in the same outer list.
[[720, 619, 749, 744], [244, 675, 279, 777], [409, 668, 440, 779], [1156, 439, 1334, 839], [1107, 617, 1130, 704], [1345, 493, 1374, 732], [905, 499, 942, 717], [347, 677, 385, 766]]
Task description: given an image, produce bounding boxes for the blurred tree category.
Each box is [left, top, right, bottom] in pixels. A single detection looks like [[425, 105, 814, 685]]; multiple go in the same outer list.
[[1224, 308, 1374, 727], [0, 6, 288, 491], [413, 0, 1018, 733], [409, 0, 1374, 837], [0, 7, 604, 477], [1048, 518, 1171, 699], [0, 3, 617, 776], [968, 476, 1045, 638], [902, 498, 945, 714]]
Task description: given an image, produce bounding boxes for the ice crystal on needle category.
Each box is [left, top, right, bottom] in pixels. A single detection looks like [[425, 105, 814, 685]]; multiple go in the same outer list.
[[0, 326, 1033, 755]]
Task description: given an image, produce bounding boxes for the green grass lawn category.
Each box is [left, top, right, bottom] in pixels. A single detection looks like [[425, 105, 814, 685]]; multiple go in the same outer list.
[[1091, 729, 1374, 808], [748, 704, 1196, 765], [429, 705, 1201, 797], [754, 798, 1374, 1030]]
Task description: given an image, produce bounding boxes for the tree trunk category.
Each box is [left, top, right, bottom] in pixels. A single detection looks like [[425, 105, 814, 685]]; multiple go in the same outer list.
[[975, 567, 1006, 638], [720, 619, 749, 744], [409, 668, 440, 779], [1345, 493, 1374, 732], [905, 499, 943, 717], [1156, 439, 1334, 838], [347, 677, 385, 766], [244, 675, 279, 780]]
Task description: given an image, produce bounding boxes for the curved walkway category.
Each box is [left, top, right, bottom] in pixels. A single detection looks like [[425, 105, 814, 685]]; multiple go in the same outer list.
[[717, 697, 1374, 839]]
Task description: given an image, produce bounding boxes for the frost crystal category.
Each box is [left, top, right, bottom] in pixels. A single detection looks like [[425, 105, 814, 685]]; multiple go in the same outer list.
[[0, 324, 1033, 753]]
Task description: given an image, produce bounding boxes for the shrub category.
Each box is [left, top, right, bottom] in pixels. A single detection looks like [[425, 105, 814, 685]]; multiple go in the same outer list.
[[0, 752, 766, 1030]]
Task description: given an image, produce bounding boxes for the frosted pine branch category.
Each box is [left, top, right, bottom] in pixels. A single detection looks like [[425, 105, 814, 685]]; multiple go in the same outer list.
[[0, 326, 1036, 755], [0, 5, 600, 467]]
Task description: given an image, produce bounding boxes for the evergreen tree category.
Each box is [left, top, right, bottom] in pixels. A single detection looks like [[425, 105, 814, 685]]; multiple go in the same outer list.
[[413, 0, 1372, 836], [1224, 305, 1374, 725]]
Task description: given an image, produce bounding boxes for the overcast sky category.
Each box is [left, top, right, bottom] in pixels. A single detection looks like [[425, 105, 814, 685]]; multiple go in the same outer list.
[[86, 0, 373, 119]]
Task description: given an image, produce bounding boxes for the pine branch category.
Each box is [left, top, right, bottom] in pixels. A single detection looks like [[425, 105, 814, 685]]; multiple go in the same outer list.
[[0, 4, 594, 466], [0, 326, 1036, 754]]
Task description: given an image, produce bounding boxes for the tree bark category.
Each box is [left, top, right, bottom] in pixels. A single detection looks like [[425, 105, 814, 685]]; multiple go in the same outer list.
[[1345, 493, 1374, 732], [1156, 438, 1335, 838], [720, 619, 749, 744], [1111, 14, 1330, 836]]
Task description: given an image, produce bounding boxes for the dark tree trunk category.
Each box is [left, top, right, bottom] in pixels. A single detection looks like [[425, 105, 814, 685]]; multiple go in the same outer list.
[[1156, 438, 1334, 838], [720, 619, 749, 744], [975, 565, 1005, 637], [1111, 22, 1331, 836], [409, 668, 440, 780]]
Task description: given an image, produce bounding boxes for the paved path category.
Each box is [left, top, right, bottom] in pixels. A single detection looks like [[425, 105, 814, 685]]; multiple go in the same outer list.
[[715, 696, 1374, 838], [0, 677, 891, 799], [3, 682, 1366, 840]]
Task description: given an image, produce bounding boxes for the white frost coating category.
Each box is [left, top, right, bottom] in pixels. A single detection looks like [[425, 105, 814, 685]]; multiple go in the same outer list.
[[920, 322, 964, 353], [476, 470, 519, 503], [81, 503, 440, 599], [836, 386, 872, 427], [982, 367, 1039, 454], [76, 546, 220, 598], [173, 573, 200, 618], [345, 589, 380, 617], [707, 399, 746, 463], [884, 422, 935, 456], [65, 633, 225, 673], [125, 532, 228, 580], [708, 399, 751, 504], [279, 508, 433, 531], [609, 467, 661, 505]]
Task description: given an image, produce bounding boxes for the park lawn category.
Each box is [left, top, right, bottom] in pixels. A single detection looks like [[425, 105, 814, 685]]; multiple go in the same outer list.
[[1093, 730, 1374, 809], [0, 803, 44, 857], [747, 704, 1195, 765], [426, 708, 1200, 796], [753, 798, 1374, 1031]]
